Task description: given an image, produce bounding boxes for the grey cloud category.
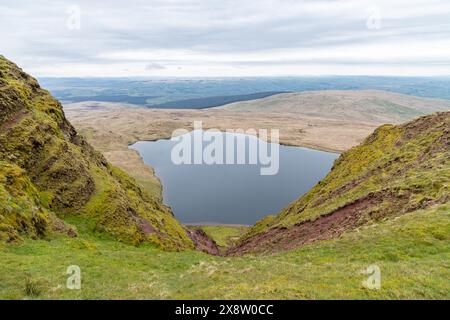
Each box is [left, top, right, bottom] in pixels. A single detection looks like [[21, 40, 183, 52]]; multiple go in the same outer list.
[[145, 62, 166, 71], [1, 0, 449, 76]]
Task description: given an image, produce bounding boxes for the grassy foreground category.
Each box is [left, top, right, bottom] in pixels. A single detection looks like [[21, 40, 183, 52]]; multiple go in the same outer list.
[[1, 203, 448, 299]]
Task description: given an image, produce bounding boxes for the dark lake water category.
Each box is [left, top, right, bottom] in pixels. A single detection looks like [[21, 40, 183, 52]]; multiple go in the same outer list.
[[130, 131, 339, 225]]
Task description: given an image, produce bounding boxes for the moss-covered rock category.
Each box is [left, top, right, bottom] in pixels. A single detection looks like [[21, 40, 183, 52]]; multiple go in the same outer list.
[[0, 160, 76, 242], [0, 56, 193, 250]]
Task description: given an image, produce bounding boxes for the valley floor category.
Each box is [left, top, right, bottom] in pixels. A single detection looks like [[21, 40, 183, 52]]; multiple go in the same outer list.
[[1, 203, 448, 299]]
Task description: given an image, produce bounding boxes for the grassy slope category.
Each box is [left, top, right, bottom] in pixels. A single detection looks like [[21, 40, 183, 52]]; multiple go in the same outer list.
[[0, 56, 192, 250], [239, 112, 449, 247], [0, 203, 448, 299]]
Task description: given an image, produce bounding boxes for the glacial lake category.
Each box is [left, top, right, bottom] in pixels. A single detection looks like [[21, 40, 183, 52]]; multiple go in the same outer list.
[[130, 131, 339, 225]]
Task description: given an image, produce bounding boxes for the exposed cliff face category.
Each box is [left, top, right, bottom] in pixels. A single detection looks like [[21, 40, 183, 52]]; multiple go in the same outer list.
[[229, 112, 450, 255], [0, 56, 194, 250]]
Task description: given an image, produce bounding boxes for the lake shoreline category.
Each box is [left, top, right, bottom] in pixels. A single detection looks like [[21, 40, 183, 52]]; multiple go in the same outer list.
[[130, 131, 338, 224], [184, 223, 251, 227]]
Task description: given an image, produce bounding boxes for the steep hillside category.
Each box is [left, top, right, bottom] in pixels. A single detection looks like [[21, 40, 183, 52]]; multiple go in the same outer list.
[[229, 112, 450, 255], [0, 57, 448, 299], [0, 56, 194, 250], [221, 90, 450, 123]]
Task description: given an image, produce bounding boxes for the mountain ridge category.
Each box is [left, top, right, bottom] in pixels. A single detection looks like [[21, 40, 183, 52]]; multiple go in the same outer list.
[[219, 89, 450, 123], [0, 55, 198, 250], [228, 111, 450, 255]]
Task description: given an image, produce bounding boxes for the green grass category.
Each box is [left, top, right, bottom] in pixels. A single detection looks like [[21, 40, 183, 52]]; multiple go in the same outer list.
[[1, 204, 448, 299], [198, 225, 249, 247], [244, 113, 450, 240]]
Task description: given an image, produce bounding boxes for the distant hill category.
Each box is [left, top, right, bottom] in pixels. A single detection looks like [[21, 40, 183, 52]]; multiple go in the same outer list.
[[221, 90, 450, 123], [40, 76, 450, 106], [0, 56, 196, 250], [229, 112, 450, 255], [147, 91, 287, 109], [58, 94, 156, 105]]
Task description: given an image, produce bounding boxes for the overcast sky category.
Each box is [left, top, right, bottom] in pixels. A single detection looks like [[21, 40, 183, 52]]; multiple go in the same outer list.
[[1, 0, 450, 77]]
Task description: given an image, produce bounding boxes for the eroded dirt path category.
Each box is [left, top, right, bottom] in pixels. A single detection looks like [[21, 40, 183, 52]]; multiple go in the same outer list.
[[226, 192, 411, 256]]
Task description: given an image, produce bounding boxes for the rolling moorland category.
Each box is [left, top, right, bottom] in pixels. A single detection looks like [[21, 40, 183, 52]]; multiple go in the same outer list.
[[39, 76, 450, 107], [64, 90, 450, 200], [0, 56, 449, 299]]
